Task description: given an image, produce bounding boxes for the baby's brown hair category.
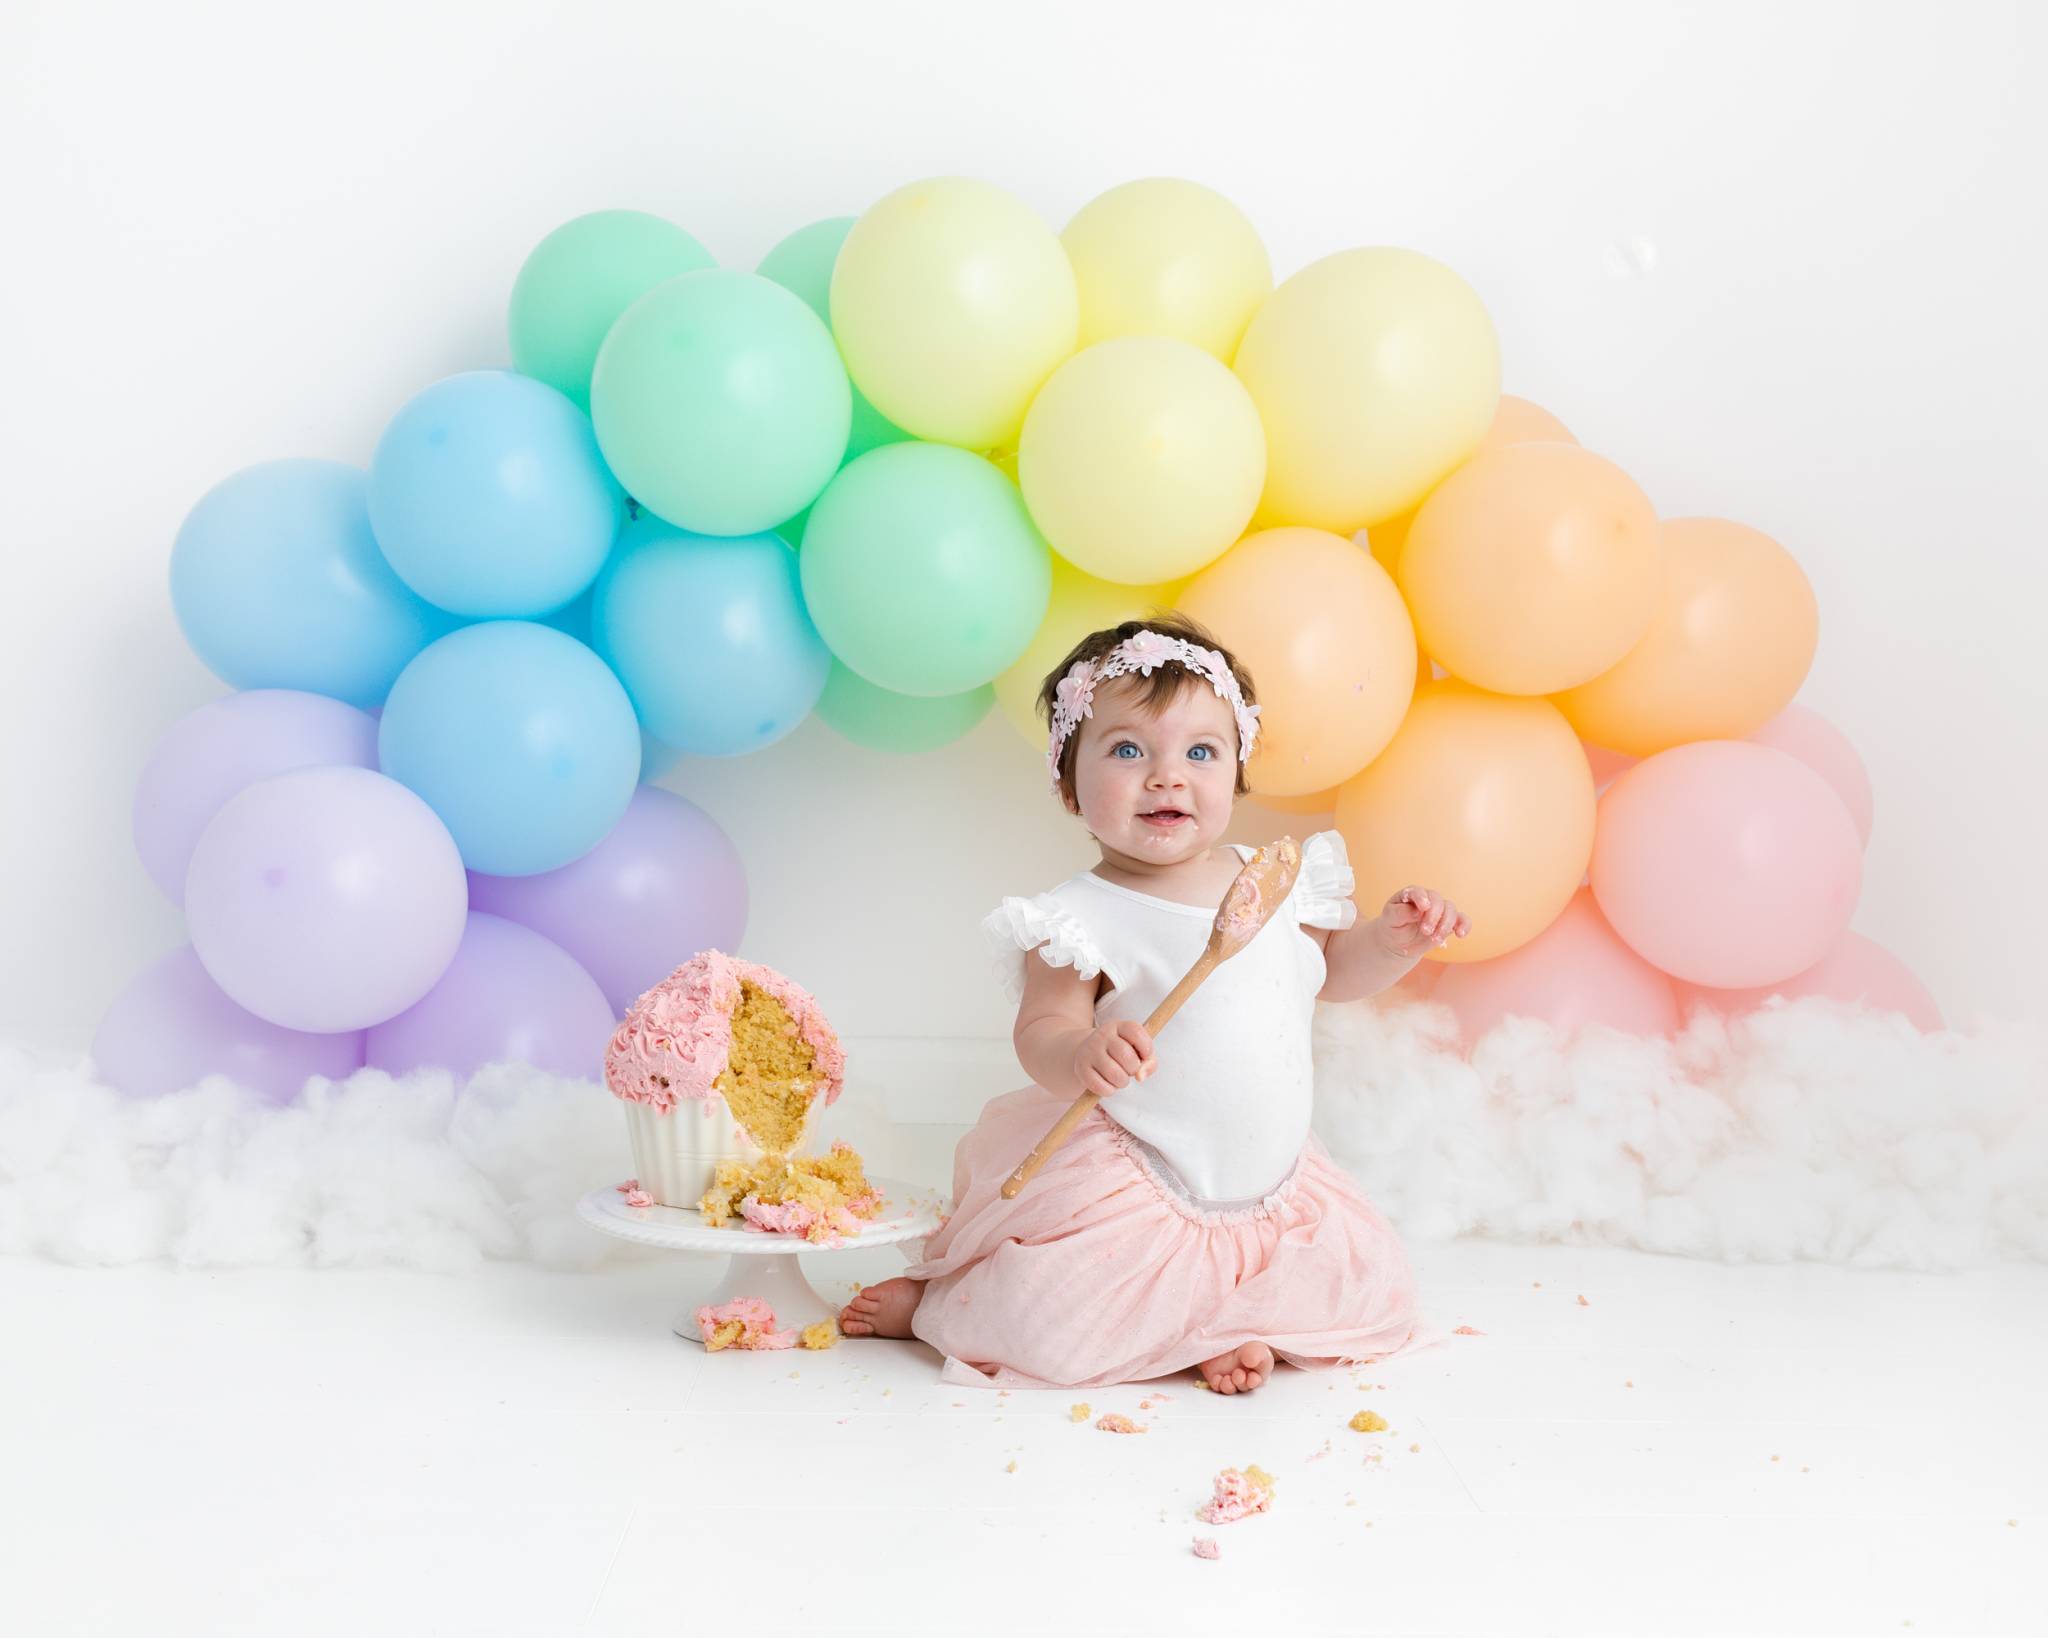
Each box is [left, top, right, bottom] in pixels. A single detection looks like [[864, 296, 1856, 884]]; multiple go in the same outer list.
[[1037, 611, 1259, 810]]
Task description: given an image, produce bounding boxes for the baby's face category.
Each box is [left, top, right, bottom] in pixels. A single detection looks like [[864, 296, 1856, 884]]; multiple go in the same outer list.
[[1068, 676, 1239, 863]]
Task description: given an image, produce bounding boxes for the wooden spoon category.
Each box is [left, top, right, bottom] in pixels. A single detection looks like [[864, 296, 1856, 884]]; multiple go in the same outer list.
[[1000, 837, 1304, 1200]]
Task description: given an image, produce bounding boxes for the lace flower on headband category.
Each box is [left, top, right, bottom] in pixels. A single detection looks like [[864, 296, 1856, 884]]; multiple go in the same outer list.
[[1045, 632, 1261, 788]]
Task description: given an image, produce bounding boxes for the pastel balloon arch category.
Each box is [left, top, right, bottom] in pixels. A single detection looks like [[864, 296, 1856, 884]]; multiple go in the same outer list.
[[100, 175, 1935, 1101]]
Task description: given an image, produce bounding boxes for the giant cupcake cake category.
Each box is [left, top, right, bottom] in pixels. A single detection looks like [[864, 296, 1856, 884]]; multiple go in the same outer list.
[[603, 950, 883, 1244]]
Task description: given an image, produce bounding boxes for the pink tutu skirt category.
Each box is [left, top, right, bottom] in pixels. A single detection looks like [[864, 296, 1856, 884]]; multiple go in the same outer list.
[[903, 1084, 1427, 1390]]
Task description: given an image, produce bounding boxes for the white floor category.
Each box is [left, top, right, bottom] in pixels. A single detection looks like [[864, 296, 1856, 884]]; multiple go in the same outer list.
[[3, 1237, 2040, 1637]]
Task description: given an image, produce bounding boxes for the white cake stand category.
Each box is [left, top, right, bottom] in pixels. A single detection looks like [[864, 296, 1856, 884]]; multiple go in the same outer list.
[[575, 1177, 944, 1343]]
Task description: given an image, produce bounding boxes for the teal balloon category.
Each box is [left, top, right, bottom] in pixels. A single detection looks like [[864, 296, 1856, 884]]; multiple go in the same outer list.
[[590, 269, 850, 537], [755, 218, 910, 463], [368, 371, 624, 618], [592, 518, 829, 756], [509, 210, 714, 412], [814, 661, 993, 753], [799, 442, 1052, 697], [378, 621, 641, 876], [169, 459, 456, 709]]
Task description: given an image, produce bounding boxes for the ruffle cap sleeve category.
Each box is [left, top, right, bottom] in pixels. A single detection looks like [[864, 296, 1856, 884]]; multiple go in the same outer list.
[[981, 892, 1118, 1006], [1294, 829, 1359, 931]]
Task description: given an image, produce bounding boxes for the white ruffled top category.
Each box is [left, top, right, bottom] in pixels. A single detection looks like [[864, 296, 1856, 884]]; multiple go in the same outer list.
[[980, 830, 1358, 1202]]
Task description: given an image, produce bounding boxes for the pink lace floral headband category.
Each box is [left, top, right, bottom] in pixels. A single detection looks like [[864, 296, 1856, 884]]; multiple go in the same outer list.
[[1045, 629, 1261, 789]]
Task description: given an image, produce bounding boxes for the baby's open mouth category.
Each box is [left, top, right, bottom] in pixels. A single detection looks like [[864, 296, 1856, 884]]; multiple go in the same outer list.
[[1139, 809, 1190, 826]]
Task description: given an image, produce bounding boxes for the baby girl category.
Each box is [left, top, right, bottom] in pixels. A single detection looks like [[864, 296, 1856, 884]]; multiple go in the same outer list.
[[839, 612, 1468, 1394]]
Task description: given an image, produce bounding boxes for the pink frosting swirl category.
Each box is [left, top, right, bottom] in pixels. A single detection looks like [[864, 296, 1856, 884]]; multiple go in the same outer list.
[[603, 949, 846, 1115]]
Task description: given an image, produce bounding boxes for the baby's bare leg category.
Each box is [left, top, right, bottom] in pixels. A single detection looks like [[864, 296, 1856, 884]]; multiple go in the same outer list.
[[839, 1277, 924, 1338]]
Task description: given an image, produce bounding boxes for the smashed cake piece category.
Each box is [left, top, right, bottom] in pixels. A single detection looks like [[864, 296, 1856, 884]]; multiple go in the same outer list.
[[1069, 1402, 1091, 1423], [1349, 1409, 1389, 1433], [799, 1320, 840, 1350], [1094, 1413, 1147, 1434], [698, 1140, 885, 1245], [696, 1297, 797, 1352], [1192, 1537, 1220, 1560], [1198, 1464, 1275, 1525]]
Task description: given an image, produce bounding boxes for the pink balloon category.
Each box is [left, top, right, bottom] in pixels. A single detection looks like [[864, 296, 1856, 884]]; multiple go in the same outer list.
[[1676, 931, 1942, 1032], [1747, 703, 1873, 848], [92, 945, 364, 1101], [1591, 741, 1862, 988], [1433, 888, 1678, 1044], [365, 913, 614, 1080]]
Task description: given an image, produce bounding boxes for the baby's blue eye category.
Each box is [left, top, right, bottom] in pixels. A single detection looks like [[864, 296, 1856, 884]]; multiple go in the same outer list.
[[1188, 745, 1214, 762], [1113, 742, 1140, 759]]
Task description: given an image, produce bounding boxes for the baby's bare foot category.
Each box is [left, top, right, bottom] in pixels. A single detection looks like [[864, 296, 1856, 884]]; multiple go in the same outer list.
[[838, 1276, 924, 1339], [1198, 1341, 1274, 1395]]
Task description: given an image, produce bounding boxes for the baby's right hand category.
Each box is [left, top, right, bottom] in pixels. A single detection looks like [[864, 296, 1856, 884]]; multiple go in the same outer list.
[[1072, 1020, 1157, 1098]]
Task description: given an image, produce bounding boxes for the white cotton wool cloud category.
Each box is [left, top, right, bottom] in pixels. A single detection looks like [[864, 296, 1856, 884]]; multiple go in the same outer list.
[[0, 1048, 649, 1273], [1312, 996, 2048, 1271]]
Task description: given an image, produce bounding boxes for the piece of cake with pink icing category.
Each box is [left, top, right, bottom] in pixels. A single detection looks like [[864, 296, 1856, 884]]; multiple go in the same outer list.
[[604, 950, 882, 1240]]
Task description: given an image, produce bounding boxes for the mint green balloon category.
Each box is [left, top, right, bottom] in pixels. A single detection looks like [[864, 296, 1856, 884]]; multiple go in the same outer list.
[[508, 211, 713, 412], [814, 660, 993, 753], [756, 218, 910, 463], [591, 269, 851, 537], [800, 442, 1051, 697]]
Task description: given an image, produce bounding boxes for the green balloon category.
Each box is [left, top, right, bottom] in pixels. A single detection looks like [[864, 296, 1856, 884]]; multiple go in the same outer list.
[[813, 660, 993, 753], [800, 442, 1052, 697], [755, 217, 910, 463], [591, 270, 851, 537], [508, 210, 714, 412]]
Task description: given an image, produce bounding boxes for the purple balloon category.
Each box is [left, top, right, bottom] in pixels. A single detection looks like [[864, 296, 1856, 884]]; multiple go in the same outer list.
[[92, 945, 364, 1102], [468, 785, 746, 1014], [185, 765, 469, 1032], [364, 912, 613, 1080], [134, 689, 379, 905]]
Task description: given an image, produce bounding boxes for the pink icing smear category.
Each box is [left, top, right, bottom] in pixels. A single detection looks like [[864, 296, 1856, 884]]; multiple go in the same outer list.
[[694, 1297, 798, 1351], [604, 949, 845, 1115], [1198, 1467, 1274, 1525]]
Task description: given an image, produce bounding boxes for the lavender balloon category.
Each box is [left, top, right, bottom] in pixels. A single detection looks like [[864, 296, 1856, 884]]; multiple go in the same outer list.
[[92, 945, 365, 1102], [364, 912, 613, 1080], [133, 689, 379, 905], [468, 785, 746, 1014], [185, 765, 468, 1032]]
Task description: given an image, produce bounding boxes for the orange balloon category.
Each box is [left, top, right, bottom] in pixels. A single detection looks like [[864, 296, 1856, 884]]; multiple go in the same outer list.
[[1177, 527, 1416, 797], [1334, 678, 1595, 963], [1399, 443, 1659, 696], [1247, 785, 1338, 817], [1365, 395, 1577, 578], [1554, 518, 1819, 756]]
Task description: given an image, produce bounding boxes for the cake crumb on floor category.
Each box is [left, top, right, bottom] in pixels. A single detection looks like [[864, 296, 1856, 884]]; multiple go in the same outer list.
[[1069, 1402, 1090, 1422], [1192, 1537, 1220, 1560], [1094, 1412, 1146, 1434]]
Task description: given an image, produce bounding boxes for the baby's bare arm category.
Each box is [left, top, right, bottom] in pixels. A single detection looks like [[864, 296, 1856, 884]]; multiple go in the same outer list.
[[1013, 957, 1155, 1098]]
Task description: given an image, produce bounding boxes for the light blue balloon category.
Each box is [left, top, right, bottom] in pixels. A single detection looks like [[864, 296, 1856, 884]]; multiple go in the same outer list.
[[368, 370, 624, 618], [169, 459, 457, 709], [592, 519, 829, 756], [378, 621, 641, 876]]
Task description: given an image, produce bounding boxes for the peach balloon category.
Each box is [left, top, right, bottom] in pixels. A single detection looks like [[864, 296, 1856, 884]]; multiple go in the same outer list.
[[1248, 786, 1339, 817], [1748, 703, 1873, 848], [1333, 679, 1596, 964], [1591, 741, 1862, 989], [1364, 395, 1577, 579], [1675, 931, 1942, 1032], [1177, 527, 1417, 796], [1432, 888, 1679, 1045], [1400, 442, 1660, 696], [1554, 518, 1819, 757]]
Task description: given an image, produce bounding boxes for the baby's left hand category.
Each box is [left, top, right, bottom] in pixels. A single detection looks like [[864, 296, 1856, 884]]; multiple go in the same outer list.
[[1375, 886, 1470, 957]]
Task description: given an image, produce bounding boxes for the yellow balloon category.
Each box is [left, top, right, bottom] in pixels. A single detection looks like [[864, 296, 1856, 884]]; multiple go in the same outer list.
[[1334, 679, 1595, 963], [1061, 178, 1273, 362], [1365, 394, 1578, 579], [830, 178, 1078, 450], [992, 554, 1187, 746], [1399, 442, 1659, 696], [1018, 337, 1265, 584], [1233, 248, 1500, 533], [1554, 517, 1819, 756], [1177, 527, 1417, 797]]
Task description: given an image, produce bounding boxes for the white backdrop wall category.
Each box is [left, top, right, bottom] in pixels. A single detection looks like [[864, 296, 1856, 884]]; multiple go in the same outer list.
[[4, 0, 2042, 1073]]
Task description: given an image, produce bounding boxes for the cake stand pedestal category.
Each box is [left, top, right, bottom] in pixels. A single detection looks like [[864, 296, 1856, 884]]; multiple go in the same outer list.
[[575, 1177, 943, 1343]]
